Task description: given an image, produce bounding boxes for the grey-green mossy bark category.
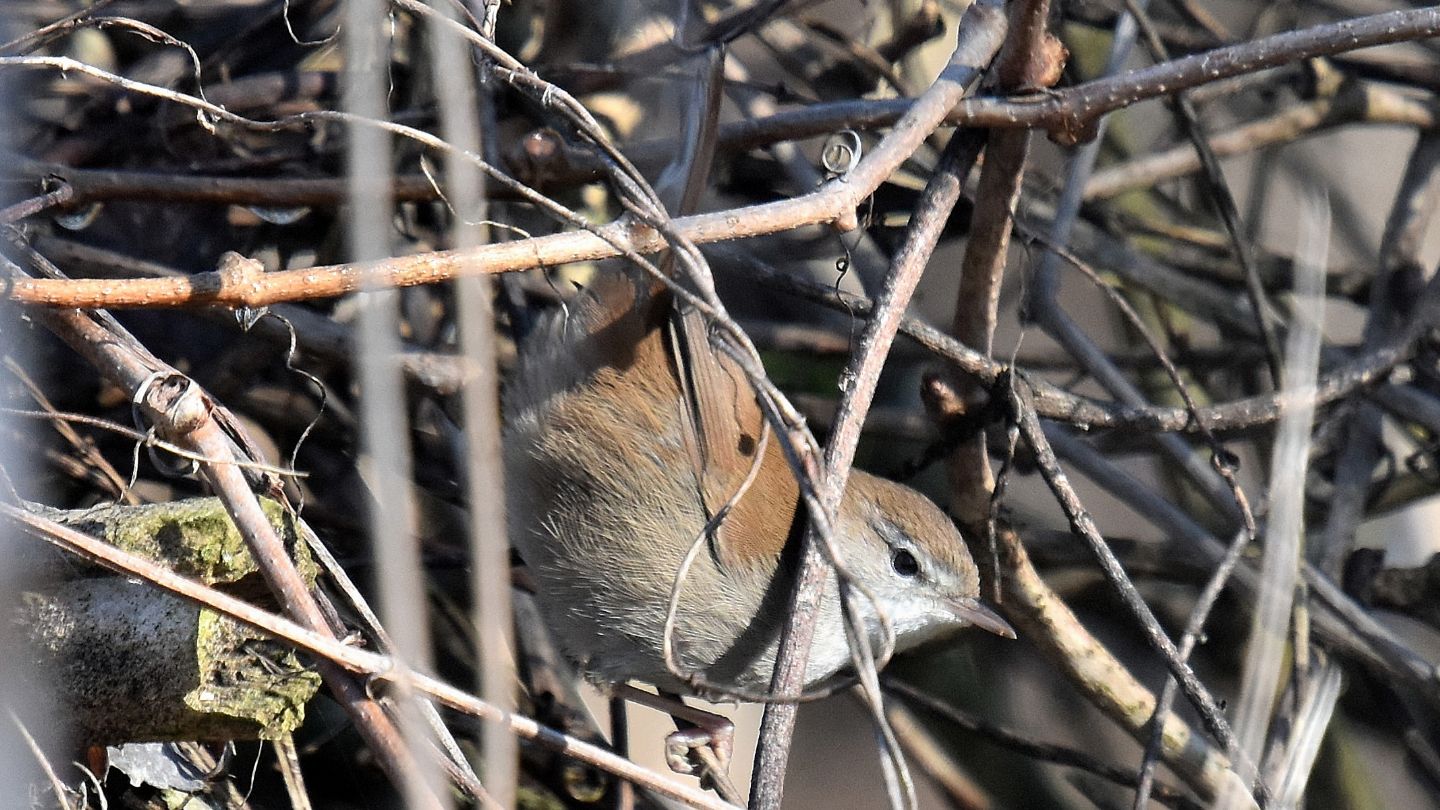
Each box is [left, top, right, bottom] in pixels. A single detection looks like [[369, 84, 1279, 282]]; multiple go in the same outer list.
[[14, 497, 321, 743]]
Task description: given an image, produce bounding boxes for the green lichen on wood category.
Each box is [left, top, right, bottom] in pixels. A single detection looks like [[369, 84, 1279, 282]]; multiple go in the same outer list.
[[19, 497, 323, 742], [188, 609, 321, 740], [45, 496, 317, 586], [516, 786, 568, 810]]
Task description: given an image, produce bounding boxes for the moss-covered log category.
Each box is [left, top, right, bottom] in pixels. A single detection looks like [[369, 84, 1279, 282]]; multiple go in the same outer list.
[[12, 497, 321, 743]]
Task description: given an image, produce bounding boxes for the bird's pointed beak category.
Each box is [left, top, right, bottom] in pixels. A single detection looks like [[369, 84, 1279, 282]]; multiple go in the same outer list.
[[948, 597, 1016, 639]]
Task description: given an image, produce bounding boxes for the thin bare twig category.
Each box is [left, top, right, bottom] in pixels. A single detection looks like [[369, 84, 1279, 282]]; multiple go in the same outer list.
[[1124, 0, 1283, 387], [3, 9, 1438, 311], [750, 6, 1008, 806], [1009, 375, 1259, 797], [885, 680, 1202, 810]]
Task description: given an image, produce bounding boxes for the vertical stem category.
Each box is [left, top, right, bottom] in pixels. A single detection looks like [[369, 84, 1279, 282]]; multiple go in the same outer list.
[[946, 125, 1028, 522], [345, 4, 443, 806], [432, 3, 519, 805], [0, 31, 58, 778]]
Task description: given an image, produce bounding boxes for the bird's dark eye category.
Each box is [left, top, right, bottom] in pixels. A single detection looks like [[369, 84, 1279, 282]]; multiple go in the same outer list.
[[891, 549, 920, 578]]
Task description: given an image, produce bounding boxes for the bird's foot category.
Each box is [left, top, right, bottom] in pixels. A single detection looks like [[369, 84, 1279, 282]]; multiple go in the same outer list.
[[610, 684, 740, 802], [663, 721, 733, 777], [665, 720, 740, 803]]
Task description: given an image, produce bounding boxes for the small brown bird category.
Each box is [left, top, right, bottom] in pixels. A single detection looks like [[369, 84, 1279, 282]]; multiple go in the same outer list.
[[504, 270, 1012, 697]]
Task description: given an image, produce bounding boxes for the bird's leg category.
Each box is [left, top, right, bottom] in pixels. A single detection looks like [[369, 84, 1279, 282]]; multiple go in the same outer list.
[[608, 695, 635, 810], [611, 684, 739, 802]]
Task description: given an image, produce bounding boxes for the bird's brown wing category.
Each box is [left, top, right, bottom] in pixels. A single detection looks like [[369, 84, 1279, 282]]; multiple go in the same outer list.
[[613, 47, 797, 573], [566, 269, 799, 573], [668, 304, 798, 573]]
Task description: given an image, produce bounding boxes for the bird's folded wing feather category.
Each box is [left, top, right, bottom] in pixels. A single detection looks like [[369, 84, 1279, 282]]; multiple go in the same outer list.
[[668, 304, 798, 572]]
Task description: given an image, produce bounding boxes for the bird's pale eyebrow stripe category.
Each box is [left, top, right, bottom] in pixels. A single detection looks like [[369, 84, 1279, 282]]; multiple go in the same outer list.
[[872, 517, 913, 548]]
